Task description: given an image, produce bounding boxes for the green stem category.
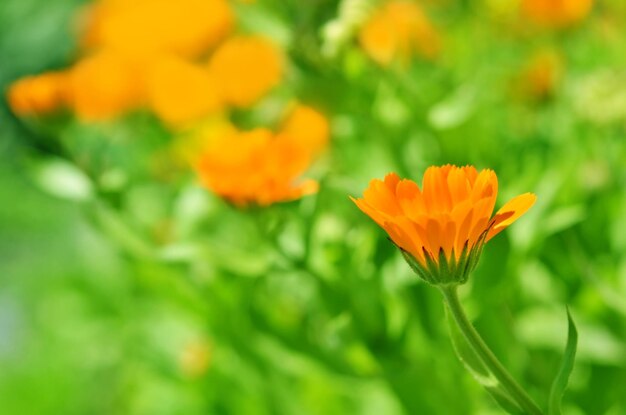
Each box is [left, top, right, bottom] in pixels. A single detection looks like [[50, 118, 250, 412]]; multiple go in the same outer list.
[[440, 285, 543, 415]]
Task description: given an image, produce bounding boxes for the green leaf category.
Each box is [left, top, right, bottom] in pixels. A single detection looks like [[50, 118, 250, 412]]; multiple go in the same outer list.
[[445, 307, 524, 415], [548, 308, 578, 415]]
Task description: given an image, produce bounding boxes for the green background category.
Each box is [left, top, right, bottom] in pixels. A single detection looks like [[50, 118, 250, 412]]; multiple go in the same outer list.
[[1, 0, 625, 414]]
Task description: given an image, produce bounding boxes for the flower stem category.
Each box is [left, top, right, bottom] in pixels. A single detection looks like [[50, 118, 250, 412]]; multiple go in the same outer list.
[[440, 285, 544, 415]]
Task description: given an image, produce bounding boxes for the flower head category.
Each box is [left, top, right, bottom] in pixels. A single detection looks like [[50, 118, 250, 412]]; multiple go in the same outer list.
[[81, 0, 233, 58], [7, 72, 68, 116], [147, 55, 223, 126], [207, 36, 283, 107], [351, 165, 536, 285], [195, 125, 318, 206], [66, 50, 146, 121], [280, 104, 330, 156], [521, 0, 593, 28], [358, 0, 440, 66]]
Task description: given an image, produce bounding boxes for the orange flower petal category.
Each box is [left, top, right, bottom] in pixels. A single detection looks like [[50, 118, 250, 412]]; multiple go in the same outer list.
[[423, 166, 452, 212], [486, 193, 537, 241], [147, 55, 222, 126], [7, 72, 68, 115], [447, 167, 472, 205], [363, 178, 402, 215], [351, 197, 390, 228], [280, 105, 329, 156], [385, 217, 424, 261], [208, 36, 282, 108]]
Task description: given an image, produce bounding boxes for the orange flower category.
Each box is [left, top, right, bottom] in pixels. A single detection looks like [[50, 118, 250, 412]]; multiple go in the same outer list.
[[196, 125, 318, 206], [352, 166, 536, 285], [521, 0, 593, 28], [66, 50, 145, 121], [147, 55, 222, 126], [358, 0, 440, 66], [7, 72, 68, 116], [280, 104, 330, 156], [207, 36, 282, 108], [80, 0, 233, 58]]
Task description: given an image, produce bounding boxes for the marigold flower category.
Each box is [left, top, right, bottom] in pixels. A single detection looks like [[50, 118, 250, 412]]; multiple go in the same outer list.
[[358, 0, 440, 66], [147, 55, 223, 126], [280, 104, 330, 156], [80, 0, 233, 58], [521, 0, 593, 28], [7, 72, 68, 116], [352, 166, 536, 285], [196, 126, 318, 206], [207, 36, 283, 108], [66, 50, 145, 121]]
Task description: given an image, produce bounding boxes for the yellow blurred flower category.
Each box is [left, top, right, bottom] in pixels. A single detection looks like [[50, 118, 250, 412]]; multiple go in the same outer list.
[[352, 166, 536, 285], [358, 0, 440, 66], [147, 55, 223, 127], [66, 50, 145, 121], [195, 125, 318, 206], [521, 0, 593, 28], [7, 72, 68, 116], [207, 36, 283, 108], [280, 104, 330, 156], [81, 0, 233, 58]]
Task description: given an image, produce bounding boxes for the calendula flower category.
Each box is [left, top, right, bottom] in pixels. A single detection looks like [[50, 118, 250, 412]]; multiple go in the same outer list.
[[80, 0, 233, 58], [521, 0, 593, 28], [358, 0, 440, 66], [196, 126, 318, 206], [7, 71, 68, 116], [280, 104, 330, 156], [352, 166, 536, 285], [66, 50, 145, 121], [147, 55, 222, 126], [207, 36, 283, 108]]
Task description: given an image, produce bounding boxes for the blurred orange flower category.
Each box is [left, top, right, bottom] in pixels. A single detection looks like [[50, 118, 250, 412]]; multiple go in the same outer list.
[[147, 55, 223, 126], [66, 50, 145, 121], [196, 126, 318, 206], [521, 0, 593, 28], [81, 0, 233, 58], [208, 36, 283, 107], [352, 166, 536, 284], [7, 72, 68, 116], [359, 0, 440, 66], [280, 104, 330, 156]]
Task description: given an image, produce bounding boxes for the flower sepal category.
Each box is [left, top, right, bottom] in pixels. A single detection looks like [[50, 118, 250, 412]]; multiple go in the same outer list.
[[395, 230, 489, 287]]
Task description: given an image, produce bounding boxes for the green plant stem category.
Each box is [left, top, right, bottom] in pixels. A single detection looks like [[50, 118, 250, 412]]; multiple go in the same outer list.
[[440, 285, 543, 415]]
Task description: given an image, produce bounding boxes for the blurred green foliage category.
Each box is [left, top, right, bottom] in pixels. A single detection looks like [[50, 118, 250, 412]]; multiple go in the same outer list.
[[1, 0, 626, 414]]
